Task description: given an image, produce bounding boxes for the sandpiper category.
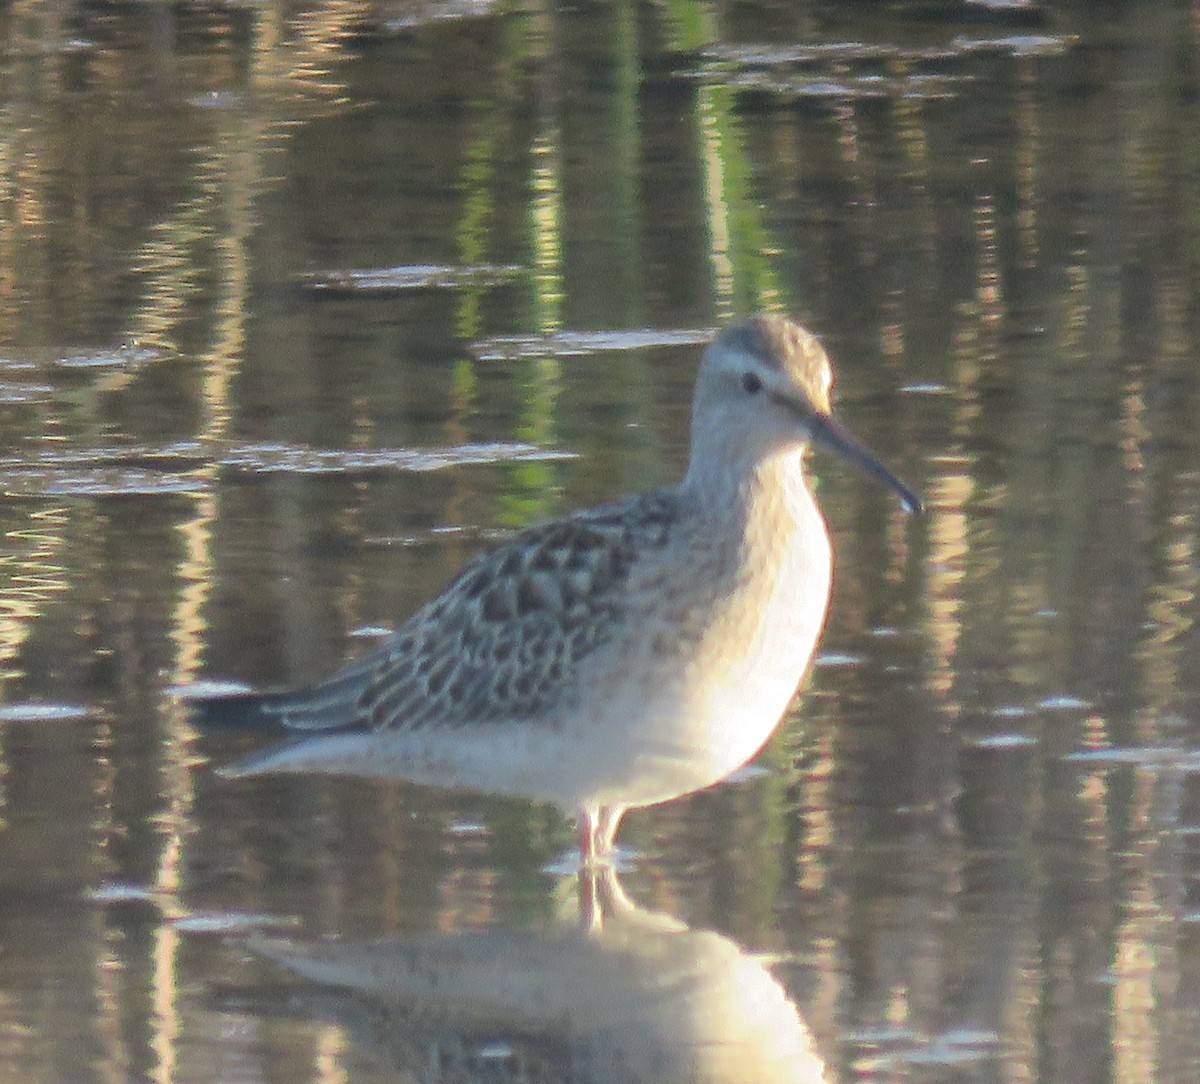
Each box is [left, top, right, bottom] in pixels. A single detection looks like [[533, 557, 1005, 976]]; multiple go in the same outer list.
[[196, 315, 921, 863]]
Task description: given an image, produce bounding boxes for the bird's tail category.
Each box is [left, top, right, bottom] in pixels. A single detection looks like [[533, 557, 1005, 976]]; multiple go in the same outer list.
[[175, 682, 379, 780], [175, 671, 372, 735], [179, 687, 299, 733]]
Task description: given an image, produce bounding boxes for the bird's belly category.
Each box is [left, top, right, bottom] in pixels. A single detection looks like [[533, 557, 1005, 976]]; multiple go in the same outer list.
[[577, 562, 830, 810]]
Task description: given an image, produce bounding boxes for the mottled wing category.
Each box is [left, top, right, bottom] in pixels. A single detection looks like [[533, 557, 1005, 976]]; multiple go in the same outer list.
[[260, 493, 677, 734]]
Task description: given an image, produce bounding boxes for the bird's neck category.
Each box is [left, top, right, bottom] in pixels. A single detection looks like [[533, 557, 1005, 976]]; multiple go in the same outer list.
[[682, 446, 826, 559]]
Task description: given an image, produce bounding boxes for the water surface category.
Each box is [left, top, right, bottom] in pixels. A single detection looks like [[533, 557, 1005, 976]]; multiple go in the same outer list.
[[1, 2, 1199, 1082]]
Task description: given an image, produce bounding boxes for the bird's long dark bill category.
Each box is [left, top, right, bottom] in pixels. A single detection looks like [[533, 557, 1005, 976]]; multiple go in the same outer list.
[[810, 412, 923, 515]]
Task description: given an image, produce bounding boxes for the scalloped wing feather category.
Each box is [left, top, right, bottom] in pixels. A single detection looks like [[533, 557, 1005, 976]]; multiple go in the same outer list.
[[260, 492, 679, 735]]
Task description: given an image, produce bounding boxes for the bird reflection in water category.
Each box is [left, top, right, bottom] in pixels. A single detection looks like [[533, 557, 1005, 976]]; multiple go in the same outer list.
[[236, 867, 828, 1084]]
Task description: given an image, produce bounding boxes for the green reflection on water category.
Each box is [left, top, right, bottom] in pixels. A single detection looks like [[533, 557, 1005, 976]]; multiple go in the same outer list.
[[0, 4, 1199, 1083]]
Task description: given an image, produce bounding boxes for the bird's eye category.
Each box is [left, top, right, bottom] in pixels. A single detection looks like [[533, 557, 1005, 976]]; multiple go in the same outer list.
[[741, 371, 763, 395]]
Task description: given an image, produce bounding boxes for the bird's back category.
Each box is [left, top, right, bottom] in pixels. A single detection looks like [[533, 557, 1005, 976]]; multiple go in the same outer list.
[[194, 489, 687, 739]]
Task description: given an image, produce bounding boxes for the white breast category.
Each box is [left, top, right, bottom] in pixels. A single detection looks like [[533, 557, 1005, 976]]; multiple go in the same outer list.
[[699, 471, 832, 777], [576, 462, 833, 811]]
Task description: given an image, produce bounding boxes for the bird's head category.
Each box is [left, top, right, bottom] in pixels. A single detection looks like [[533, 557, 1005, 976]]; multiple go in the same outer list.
[[690, 314, 922, 515]]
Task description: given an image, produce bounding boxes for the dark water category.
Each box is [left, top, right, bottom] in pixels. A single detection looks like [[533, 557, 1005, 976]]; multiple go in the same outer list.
[[2, 2, 1200, 1081]]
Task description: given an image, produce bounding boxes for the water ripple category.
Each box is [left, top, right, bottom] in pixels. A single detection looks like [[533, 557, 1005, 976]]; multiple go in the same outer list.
[[382, 0, 504, 31], [0, 468, 207, 497], [1066, 747, 1200, 771], [0, 702, 95, 723], [218, 441, 572, 474], [699, 31, 1074, 101], [703, 32, 1073, 68], [0, 382, 54, 403], [969, 732, 1039, 749], [300, 263, 520, 293], [166, 679, 255, 700], [709, 70, 966, 100], [172, 910, 299, 935], [0, 440, 574, 495], [952, 33, 1076, 57], [53, 343, 167, 370], [472, 327, 716, 361]]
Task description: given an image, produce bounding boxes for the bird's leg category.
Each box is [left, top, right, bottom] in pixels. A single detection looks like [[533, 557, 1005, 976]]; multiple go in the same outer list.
[[579, 862, 640, 931], [577, 806, 625, 868], [578, 866, 602, 932], [577, 807, 599, 867], [595, 805, 625, 857], [594, 862, 637, 919], [576, 809, 606, 930]]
